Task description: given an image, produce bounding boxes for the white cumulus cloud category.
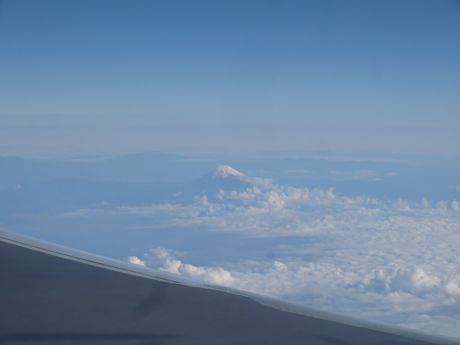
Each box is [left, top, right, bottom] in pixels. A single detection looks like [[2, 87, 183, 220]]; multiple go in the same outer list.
[[66, 167, 460, 338]]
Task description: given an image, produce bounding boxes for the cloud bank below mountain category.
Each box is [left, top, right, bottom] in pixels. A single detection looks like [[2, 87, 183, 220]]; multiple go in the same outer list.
[[66, 165, 460, 338]]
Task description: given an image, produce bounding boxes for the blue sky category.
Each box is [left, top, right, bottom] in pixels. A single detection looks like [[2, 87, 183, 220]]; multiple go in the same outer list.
[[0, 0, 459, 157]]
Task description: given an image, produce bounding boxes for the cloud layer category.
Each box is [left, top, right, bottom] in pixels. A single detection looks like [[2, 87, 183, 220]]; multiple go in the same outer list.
[[68, 167, 460, 338]]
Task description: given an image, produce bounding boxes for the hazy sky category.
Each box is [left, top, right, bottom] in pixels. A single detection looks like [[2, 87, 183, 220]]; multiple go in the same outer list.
[[1, 0, 459, 157]]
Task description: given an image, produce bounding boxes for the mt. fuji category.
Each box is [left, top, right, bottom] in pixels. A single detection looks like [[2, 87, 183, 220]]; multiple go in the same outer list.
[[173, 165, 256, 203]]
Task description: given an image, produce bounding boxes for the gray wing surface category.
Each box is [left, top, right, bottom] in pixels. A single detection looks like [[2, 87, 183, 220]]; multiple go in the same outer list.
[[0, 232, 458, 345]]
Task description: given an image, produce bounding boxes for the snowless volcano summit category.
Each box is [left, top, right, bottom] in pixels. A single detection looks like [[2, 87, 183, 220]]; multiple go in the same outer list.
[[213, 165, 244, 179]]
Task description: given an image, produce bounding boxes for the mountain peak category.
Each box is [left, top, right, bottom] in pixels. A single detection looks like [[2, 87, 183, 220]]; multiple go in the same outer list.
[[213, 165, 244, 178]]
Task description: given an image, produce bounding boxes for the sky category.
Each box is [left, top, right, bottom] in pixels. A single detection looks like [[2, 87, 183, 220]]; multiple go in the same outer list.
[[0, 0, 459, 157]]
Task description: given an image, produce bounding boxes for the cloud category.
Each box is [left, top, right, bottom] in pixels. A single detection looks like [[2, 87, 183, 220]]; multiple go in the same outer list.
[[67, 167, 460, 337], [446, 281, 460, 297], [127, 256, 145, 266], [136, 245, 460, 338], [136, 247, 234, 286]]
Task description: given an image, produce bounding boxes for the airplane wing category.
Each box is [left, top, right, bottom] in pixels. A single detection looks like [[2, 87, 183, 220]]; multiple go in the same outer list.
[[0, 231, 457, 345]]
